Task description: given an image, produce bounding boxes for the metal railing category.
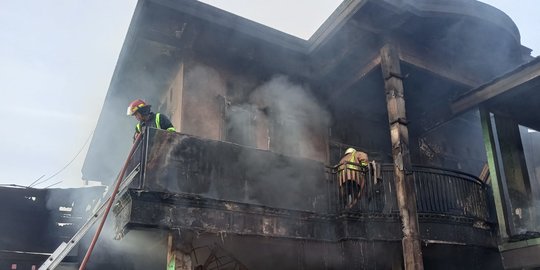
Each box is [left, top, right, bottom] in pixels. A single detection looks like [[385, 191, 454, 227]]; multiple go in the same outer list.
[[326, 163, 494, 222]]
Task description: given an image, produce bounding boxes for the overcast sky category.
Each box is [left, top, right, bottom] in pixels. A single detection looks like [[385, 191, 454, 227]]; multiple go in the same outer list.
[[1, 0, 538, 188]]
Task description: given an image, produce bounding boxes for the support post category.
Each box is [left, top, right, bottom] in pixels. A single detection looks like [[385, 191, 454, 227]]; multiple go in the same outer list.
[[493, 114, 534, 234], [480, 108, 509, 238], [167, 232, 193, 270], [380, 44, 424, 270]]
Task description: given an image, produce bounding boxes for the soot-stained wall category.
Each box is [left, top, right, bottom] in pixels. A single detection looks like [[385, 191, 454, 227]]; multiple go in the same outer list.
[[140, 129, 328, 212], [162, 54, 329, 163]]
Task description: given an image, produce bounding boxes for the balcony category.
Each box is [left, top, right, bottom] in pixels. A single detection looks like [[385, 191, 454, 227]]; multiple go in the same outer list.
[[115, 128, 496, 247]]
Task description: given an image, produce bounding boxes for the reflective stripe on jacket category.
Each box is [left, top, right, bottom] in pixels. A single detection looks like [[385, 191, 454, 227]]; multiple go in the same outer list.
[[343, 150, 368, 171], [135, 113, 176, 133]]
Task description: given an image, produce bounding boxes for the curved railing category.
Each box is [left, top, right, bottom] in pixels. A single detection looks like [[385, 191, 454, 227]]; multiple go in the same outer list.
[[327, 163, 494, 223]]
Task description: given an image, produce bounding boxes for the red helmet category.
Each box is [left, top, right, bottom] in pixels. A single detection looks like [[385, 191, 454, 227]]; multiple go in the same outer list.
[[127, 99, 148, 115]]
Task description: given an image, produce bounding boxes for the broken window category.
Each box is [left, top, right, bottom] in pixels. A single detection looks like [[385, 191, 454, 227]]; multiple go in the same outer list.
[[225, 105, 255, 147]]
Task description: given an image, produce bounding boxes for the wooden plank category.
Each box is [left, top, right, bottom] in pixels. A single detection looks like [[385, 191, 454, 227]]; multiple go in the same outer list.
[[380, 44, 424, 270], [480, 108, 509, 238], [478, 163, 490, 184], [167, 233, 175, 270], [167, 232, 193, 270], [452, 61, 540, 114]]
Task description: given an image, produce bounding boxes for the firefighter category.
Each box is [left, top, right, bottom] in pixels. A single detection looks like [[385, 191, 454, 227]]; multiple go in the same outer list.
[[127, 99, 176, 140], [338, 147, 369, 208]]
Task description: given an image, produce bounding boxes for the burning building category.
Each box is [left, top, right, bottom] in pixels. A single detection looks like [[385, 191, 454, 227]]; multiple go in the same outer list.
[[24, 0, 537, 269]]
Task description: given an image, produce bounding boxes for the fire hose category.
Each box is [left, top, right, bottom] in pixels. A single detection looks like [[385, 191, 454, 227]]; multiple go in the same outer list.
[[78, 133, 142, 270]]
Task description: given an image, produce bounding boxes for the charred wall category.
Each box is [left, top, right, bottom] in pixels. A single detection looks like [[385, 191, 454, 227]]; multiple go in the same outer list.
[[0, 187, 49, 252], [0, 187, 104, 253], [0, 186, 105, 268], [161, 50, 330, 163], [116, 188, 500, 269], [412, 111, 486, 175], [400, 64, 488, 176], [138, 129, 328, 212]]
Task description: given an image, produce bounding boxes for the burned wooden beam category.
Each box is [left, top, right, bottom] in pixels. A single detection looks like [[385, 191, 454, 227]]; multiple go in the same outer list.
[[114, 189, 496, 248], [452, 58, 540, 115], [380, 44, 424, 270], [114, 191, 337, 241]]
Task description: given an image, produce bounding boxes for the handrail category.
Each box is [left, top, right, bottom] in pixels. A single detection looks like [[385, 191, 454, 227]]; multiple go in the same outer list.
[[329, 163, 485, 186], [327, 161, 493, 222], [408, 165, 486, 186]]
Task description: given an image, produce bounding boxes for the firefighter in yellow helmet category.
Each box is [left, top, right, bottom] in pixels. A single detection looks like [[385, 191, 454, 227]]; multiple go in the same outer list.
[[338, 147, 369, 208], [127, 99, 176, 140]]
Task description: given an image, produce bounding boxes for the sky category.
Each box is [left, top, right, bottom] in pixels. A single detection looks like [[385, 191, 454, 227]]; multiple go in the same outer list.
[[0, 0, 538, 188]]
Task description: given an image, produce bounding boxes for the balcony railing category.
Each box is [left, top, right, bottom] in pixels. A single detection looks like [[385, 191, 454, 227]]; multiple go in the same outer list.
[[124, 129, 494, 224], [327, 163, 494, 222]]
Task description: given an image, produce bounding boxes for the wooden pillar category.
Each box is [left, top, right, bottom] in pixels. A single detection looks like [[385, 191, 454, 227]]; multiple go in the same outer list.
[[380, 44, 423, 270], [167, 232, 192, 270], [494, 114, 534, 234], [480, 108, 509, 238]]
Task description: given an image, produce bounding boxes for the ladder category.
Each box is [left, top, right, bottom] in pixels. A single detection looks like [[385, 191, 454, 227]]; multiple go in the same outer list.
[[38, 164, 140, 270]]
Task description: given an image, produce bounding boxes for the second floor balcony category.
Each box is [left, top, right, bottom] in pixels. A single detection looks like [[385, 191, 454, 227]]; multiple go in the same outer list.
[[115, 128, 497, 248]]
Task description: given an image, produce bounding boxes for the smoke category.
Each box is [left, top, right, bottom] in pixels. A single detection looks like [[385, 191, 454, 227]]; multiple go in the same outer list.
[[247, 75, 331, 159], [83, 41, 180, 185], [133, 67, 332, 211], [182, 64, 227, 140], [195, 75, 331, 211], [224, 104, 258, 146], [42, 186, 166, 270], [82, 224, 167, 270]]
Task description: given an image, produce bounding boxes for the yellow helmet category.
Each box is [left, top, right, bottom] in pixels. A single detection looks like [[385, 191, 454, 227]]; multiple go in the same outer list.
[[345, 148, 356, 154]]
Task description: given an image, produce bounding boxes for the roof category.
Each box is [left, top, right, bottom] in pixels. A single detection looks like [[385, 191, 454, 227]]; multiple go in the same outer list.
[[452, 57, 540, 130]]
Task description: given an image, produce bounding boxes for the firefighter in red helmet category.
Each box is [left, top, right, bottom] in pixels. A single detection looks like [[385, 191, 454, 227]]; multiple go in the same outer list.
[[127, 99, 176, 140]]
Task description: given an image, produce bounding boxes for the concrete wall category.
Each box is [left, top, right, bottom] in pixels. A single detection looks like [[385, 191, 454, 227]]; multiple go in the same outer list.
[[180, 63, 226, 141], [162, 63, 184, 130], [140, 130, 328, 212], [166, 56, 329, 163]]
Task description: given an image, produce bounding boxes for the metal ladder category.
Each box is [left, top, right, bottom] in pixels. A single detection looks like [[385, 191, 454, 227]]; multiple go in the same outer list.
[[38, 164, 140, 270]]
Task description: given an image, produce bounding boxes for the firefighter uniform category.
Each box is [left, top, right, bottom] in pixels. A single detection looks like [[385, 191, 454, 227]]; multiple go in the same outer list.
[[338, 148, 369, 208]]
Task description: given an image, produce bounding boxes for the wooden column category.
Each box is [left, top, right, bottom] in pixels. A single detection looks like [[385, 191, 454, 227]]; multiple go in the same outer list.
[[494, 114, 534, 234], [167, 232, 193, 270], [480, 108, 509, 238], [380, 44, 423, 270]]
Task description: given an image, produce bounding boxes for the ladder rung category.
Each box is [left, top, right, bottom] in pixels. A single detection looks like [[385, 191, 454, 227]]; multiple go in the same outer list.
[[38, 164, 140, 270]]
